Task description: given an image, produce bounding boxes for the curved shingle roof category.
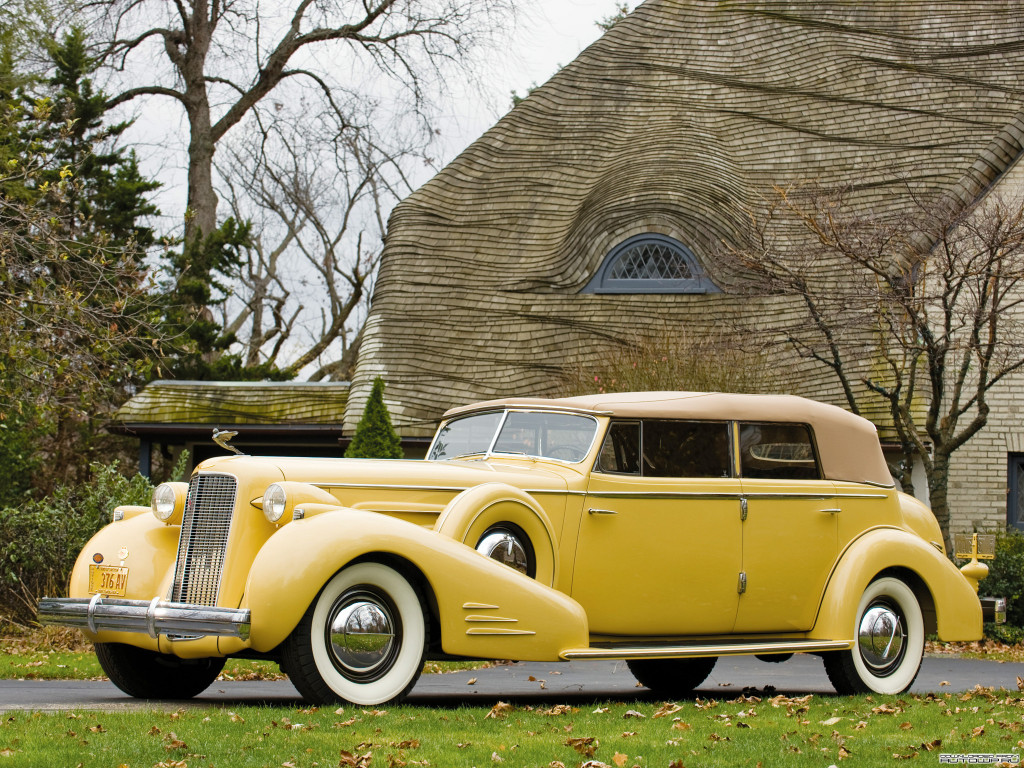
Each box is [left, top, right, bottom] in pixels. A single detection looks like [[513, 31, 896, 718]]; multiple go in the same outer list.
[[348, 0, 1024, 435]]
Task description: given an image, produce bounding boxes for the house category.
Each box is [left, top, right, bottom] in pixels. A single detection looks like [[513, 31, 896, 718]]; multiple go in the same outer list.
[[344, 0, 1024, 534]]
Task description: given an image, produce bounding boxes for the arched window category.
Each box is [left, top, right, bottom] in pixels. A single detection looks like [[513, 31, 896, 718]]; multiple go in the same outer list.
[[582, 234, 720, 294]]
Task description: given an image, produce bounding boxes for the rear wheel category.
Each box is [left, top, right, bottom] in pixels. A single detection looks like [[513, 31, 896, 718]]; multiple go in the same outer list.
[[627, 656, 717, 696], [475, 523, 536, 578], [282, 562, 428, 705], [822, 576, 924, 695], [95, 643, 224, 699]]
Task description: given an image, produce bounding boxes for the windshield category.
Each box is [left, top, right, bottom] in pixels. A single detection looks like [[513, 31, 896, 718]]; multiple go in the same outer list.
[[428, 410, 599, 463]]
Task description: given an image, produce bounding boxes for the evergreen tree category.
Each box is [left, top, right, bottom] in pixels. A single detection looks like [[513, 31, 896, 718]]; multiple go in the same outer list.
[[0, 23, 166, 494], [344, 378, 403, 459]]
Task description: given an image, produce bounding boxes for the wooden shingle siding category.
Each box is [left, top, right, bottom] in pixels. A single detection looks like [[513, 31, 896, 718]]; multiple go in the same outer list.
[[348, 0, 1024, 452]]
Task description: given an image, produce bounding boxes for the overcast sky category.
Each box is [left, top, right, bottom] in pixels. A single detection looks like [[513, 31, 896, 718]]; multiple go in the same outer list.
[[448, 0, 621, 150], [120, 1, 627, 231]]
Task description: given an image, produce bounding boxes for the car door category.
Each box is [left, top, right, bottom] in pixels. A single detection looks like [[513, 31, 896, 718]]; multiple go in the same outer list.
[[734, 422, 839, 633], [572, 419, 742, 636]]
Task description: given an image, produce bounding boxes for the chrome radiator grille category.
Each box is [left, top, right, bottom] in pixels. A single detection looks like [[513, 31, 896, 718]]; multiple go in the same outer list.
[[171, 473, 237, 606]]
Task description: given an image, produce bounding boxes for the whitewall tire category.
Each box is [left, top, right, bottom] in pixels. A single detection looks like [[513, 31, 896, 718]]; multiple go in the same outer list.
[[282, 562, 427, 705], [823, 576, 924, 695]]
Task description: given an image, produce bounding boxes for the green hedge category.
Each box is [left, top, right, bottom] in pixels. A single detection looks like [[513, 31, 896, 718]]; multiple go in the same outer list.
[[0, 464, 153, 626]]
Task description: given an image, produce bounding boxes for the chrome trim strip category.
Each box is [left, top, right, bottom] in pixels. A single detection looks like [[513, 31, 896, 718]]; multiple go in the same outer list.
[[559, 639, 852, 660], [312, 482, 588, 497], [464, 615, 518, 623], [463, 602, 499, 610], [585, 491, 745, 500], [38, 597, 251, 640], [466, 628, 536, 636]]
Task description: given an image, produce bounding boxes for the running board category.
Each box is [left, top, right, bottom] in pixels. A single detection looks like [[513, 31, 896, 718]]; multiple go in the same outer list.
[[559, 639, 853, 661]]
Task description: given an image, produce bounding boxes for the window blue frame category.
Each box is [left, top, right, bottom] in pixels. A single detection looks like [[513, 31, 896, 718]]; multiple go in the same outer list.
[[581, 234, 721, 294]]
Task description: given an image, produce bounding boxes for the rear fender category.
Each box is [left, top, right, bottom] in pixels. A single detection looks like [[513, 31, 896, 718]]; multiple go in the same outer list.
[[434, 483, 558, 586], [244, 508, 587, 658], [809, 528, 981, 642]]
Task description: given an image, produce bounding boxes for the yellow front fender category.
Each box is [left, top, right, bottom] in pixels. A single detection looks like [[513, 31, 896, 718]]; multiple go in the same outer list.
[[244, 508, 588, 659], [809, 527, 982, 643]]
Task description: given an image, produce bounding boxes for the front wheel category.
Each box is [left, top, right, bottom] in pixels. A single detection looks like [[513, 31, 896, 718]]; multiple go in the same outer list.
[[822, 576, 924, 695], [282, 562, 428, 705], [627, 656, 717, 696], [95, 643, 224, 699]]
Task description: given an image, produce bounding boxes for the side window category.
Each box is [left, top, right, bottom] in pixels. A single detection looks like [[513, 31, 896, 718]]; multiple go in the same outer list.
[[597, 421, 641, 474], [739, 423, 820, 480], [643, 420, 732, 478]]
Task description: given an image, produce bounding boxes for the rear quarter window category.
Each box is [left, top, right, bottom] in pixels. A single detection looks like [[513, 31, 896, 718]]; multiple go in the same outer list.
[[739, 423, 821, 480]]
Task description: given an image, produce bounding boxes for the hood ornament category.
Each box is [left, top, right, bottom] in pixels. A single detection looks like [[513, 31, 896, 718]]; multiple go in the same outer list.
[[212, 428, 244, 455]]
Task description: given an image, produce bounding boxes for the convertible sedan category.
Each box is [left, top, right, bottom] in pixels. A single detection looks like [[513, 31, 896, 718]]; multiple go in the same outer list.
[[39, 391, 985, 704]]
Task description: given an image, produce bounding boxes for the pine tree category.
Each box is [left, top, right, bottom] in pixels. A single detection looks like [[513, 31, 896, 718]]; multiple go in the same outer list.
[[344, 377, 403, 459]]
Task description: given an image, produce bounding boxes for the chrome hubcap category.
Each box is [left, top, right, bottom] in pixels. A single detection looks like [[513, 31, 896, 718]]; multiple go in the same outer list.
[[476, 530, 529, 575], [327, 592, 397, 679], [858, 601, 905, 675]]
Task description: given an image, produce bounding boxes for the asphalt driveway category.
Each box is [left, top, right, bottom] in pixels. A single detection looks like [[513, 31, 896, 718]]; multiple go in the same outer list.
[[0, 653, 1020, 712]]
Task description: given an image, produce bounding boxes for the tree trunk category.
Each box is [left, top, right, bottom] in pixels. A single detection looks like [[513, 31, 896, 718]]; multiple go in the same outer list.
[[927, 452, 954, 556]]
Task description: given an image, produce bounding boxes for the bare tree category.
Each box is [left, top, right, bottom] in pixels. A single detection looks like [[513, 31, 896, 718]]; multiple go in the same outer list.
[[725, 183, 1024, 551], [215, 99, 412, 379], [88, 0, 514, 247]]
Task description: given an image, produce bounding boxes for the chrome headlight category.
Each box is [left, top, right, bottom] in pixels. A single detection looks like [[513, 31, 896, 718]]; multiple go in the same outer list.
[[264, 483, 288, 524], [152, 482, 188, 525]]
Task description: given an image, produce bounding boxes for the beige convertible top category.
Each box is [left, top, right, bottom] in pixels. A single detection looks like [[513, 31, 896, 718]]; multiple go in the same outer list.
[[443, 391, 894, 488]]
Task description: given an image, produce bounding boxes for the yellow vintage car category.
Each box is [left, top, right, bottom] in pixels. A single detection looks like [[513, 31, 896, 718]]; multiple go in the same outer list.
[[39, 391, 986, 703]]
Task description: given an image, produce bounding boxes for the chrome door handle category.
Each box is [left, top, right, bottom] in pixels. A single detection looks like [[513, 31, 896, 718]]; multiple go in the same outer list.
[[588, 508, 618, 515], [819, 508, 842, 515]]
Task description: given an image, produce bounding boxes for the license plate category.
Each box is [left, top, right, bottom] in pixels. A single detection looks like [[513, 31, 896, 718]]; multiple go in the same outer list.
[[88, 565, 129, 597]]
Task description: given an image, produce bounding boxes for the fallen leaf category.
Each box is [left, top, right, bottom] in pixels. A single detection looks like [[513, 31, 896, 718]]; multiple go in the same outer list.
[[390, 740, 420, 749], [672, 720, 693, 731], [491, 752, 503, 763], [820, 717, 842, 726], [486, 702, 513, 720], [623, 710, 645, 719], [339, 750, 373, 768], [621, 731, 636, 738], [940, 681, 951, 687], [548, 763, 566, 768], [900, 722, 913, 730], [1017, 676, 1024, 691], [565, 736, 599, 757], [612, 753, 628, 767], [972, 726, 985, 737], [653, 703, 683, 719], [893, 750, 919, 760], [467, 678, 477, 686], [540, 705, 574, 716], [593, 707, 609, 714]]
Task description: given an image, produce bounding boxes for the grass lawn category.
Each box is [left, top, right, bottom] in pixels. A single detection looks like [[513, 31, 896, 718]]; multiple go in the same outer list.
[[0, 628, 491, 682], [0, 689, 1021, 766]]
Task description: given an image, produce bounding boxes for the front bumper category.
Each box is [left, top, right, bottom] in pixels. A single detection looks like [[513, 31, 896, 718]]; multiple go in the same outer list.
[[37, 595, 251, 640]]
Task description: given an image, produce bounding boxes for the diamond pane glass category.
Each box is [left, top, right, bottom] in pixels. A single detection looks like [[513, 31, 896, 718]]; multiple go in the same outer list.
[[608, 243, 694, 281]]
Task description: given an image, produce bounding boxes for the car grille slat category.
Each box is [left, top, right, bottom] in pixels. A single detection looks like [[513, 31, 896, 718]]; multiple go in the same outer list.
[[171, 473, 237, 606]]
